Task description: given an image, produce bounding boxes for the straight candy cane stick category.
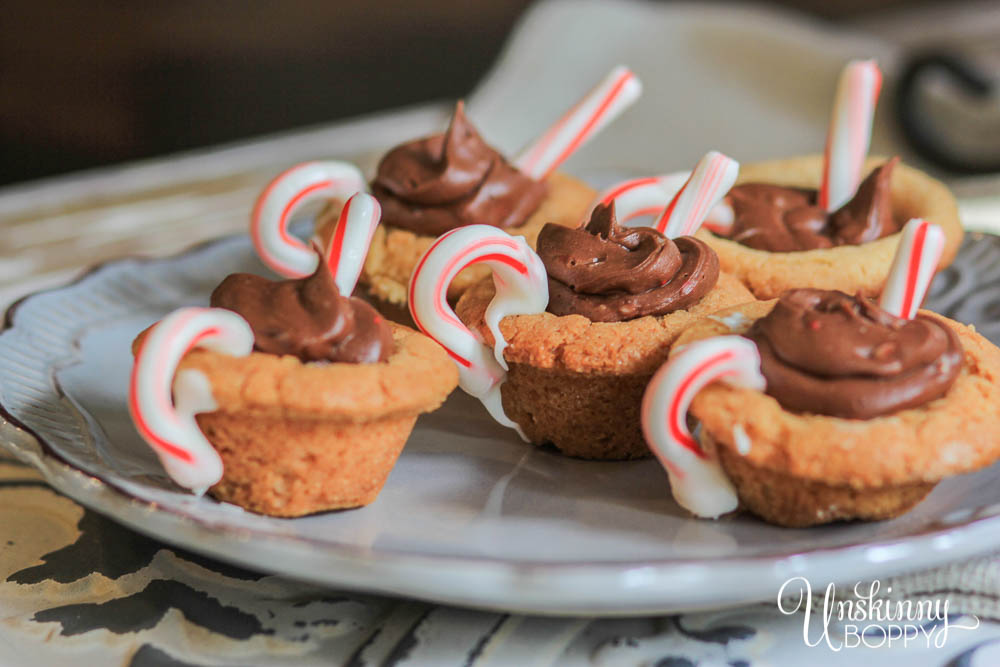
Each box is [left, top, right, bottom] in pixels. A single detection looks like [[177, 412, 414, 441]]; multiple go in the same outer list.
[[129, 307, 254, 493], [655, 151, 739, 238], [515, 66, 642, 181], [251, 161, 366, 278], [879, 218, 945, 319], [408, 225, 548, 435], [642, 336, 765, 518], [819, 60, 882, 212], [323, 192, 381, 296]]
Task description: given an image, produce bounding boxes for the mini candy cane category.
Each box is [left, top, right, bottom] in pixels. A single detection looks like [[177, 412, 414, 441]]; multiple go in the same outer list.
[[819, 60, 882, 212], [129, 307, 254, 493], [321, 192, 381, 295], [590, 172, 690, 223], [702, 200, 736, 236], [642, 336, 764, 518], [879, 218, 945, 319], [654, 151, 739, 239], [515, 66, 642, 181], [251, 160, 366, 278], [408, 225, 548, 435]]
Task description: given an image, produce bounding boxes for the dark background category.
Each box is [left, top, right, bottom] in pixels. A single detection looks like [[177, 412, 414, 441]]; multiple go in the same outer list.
[[2, 0, 929, 186]]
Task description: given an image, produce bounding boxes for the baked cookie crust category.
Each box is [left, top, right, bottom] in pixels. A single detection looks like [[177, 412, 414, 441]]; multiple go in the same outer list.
[[135, 323, 457, 421], [133, 323, 458, 516], [456, 273, 755, 459]]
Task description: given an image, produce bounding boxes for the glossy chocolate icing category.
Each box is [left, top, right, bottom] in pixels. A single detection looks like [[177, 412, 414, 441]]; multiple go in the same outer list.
[[211, 255, 393, 364], [536, 203, 720, 322], [746, 288, 962, 419], [371, 102, 547, 236], [723, 158, 901, 252]]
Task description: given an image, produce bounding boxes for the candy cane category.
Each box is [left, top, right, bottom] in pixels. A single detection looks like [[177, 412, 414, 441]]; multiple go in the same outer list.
[[129, 307, 255, 493], [593, 171, 738, 236], [251, 160, 367, 278], [320, 192, 381, 296], [642, 336, 764, 518], [515, 66, 642, 181], [819, 60, 882, 212], [408, 225, 549, 435], [879, 218, 945, 319], [702, 200, 736, 236], [654, 151, 739, 239], [590, 172, 690, 223]]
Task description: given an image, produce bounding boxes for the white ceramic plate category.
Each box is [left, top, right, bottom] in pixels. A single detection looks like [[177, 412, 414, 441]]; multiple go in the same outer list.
[[3, 230, 1000, 615]]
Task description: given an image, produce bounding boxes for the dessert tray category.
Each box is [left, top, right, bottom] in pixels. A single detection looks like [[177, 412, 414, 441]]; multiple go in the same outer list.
[[2, 228, 1000, 615]]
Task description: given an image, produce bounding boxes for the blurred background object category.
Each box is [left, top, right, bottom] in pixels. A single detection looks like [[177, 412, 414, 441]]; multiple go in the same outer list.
[[5, 0, 998, 187]]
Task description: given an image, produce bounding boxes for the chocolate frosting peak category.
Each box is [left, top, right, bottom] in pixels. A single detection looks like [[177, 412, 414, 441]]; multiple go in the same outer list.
[[723, 158, 901, 252], [536, 202, 720, 322], [371, 102, 548, 236], [746, 288, 962, 419], [210, 255, 393, 364]]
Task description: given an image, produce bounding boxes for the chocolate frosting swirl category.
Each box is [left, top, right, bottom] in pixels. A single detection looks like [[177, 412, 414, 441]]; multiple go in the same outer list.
[[371, 102, 548, 236], [536, 202, 720, 322], [210, 255, 393, 364], [723, 158, 901, 252], [745, 288, 962, 419]]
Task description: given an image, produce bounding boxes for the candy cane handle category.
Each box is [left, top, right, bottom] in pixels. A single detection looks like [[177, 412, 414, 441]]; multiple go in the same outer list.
[[515, 66, 642, 180], [129, 307, 254, 493], [251, 161, 366, 278], [703, 200, 736, 236], [879, 219, 945, 319], [819, 60, 882, 212], [655, 151, 739, 238], [594, 171, 736, 235], [591, 172, 689, 223], [641, 336, 764, 518], [408, 225, 549, 435]]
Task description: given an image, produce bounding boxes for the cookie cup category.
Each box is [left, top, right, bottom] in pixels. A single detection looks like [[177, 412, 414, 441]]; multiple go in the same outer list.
[[133, 323, 458, 517], [696, 155, 963, 300], [672, 300, 1000, 527], [455, 273, 755, 460], [316, 172, 595, 309]]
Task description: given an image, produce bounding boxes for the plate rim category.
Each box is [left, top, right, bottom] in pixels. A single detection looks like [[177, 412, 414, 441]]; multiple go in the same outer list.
[[3, 231, 1000, 616]]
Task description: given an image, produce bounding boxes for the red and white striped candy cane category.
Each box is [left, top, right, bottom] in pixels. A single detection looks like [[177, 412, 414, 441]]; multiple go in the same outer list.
[[408, 225, 549, 434], [514, 66, 642, 181], [251, 160, 366, 279], [594, 170, 738, 235], [654, 151, 739, 239], [702, 199, 736, 236], [819, 60, 882, 212], [641, 336, 764, 518], [590, 172, 690, 223], [129, 307, 254, 493], [319, 192, 381, 296], [879, 218, 945, 319]]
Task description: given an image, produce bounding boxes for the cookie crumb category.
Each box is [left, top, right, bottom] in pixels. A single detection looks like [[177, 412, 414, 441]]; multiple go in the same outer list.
[[733, 424, 752, 455]]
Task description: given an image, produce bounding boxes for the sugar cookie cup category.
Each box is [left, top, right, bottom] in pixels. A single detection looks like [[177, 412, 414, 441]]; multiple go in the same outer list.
[[652, 299, 1000, 527], [413, 153, 756, 461], [134, 192, 458, 517], [457, 273, 752, 460], [132, 317, 457, 517], [698, 155, 963, 300]]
